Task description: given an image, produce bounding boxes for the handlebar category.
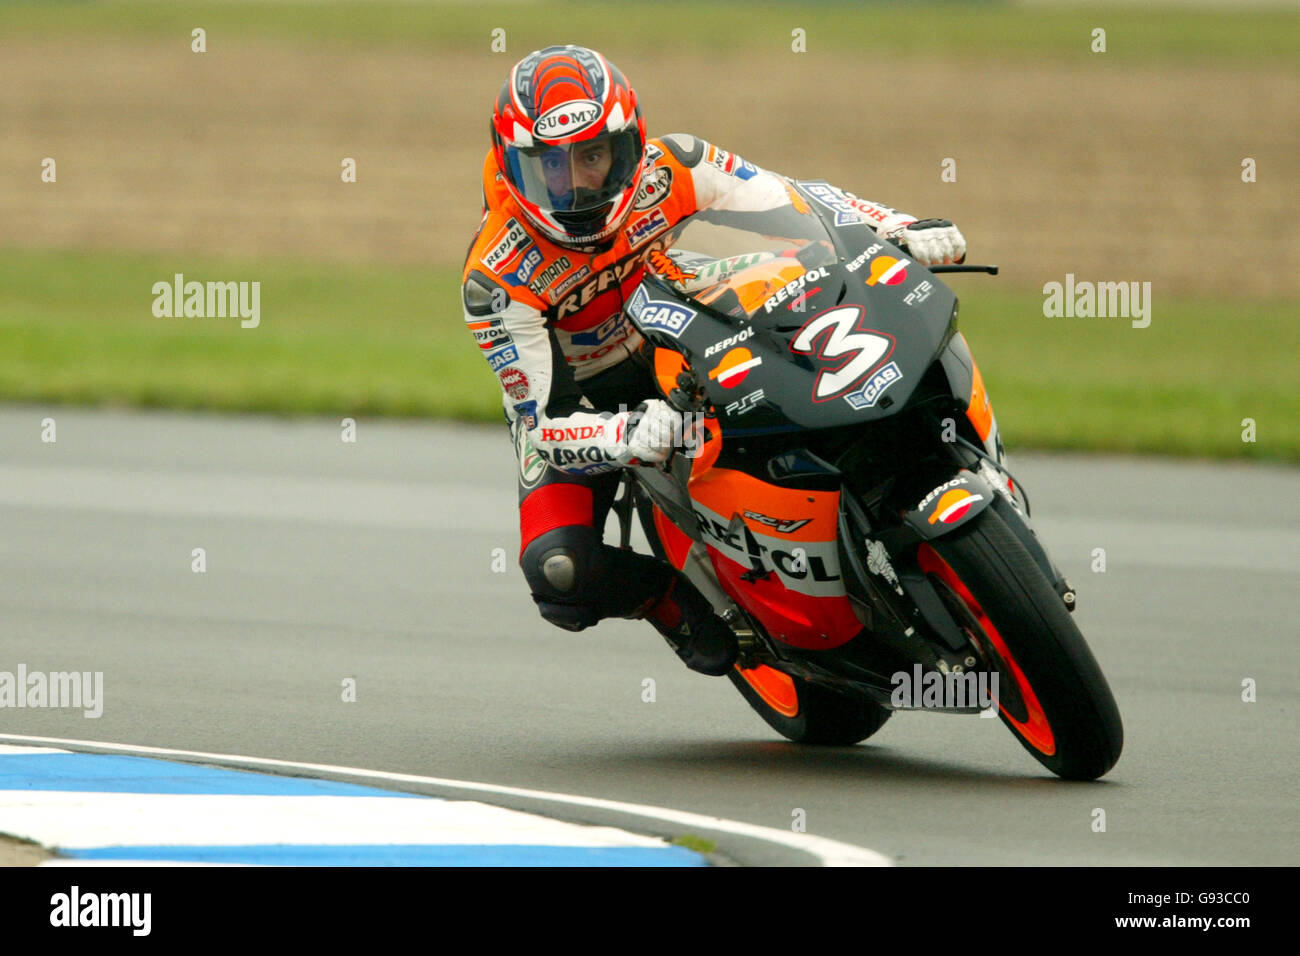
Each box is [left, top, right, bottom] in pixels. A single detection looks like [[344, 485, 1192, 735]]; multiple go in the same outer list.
[[928, 264, 999, 275]]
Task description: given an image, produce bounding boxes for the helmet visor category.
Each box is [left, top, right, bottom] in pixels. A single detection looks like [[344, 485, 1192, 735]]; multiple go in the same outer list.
[[505, 129, 643, 216]]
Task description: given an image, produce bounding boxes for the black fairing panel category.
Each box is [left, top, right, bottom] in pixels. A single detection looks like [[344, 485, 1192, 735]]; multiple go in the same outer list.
[[638, 261, 956, 435]]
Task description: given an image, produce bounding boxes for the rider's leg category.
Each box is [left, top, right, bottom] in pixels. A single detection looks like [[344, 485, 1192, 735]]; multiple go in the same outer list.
[[514, 426, 737, 674]]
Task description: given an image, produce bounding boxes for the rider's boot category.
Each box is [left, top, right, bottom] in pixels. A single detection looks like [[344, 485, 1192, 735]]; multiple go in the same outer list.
[[637, 575, 739, 676]]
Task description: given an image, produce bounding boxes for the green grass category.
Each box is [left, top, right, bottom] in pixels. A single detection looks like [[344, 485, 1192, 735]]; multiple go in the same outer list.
[[1, 247, 1296, 460], [670, 834, 717, 855], [0, 247, 502, 420], [955, 286, 1298, 462], [2, 1, 1296, 63]]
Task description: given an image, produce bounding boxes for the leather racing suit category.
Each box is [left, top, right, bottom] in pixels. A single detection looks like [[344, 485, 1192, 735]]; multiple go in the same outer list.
[[460, 133, 925, 650]]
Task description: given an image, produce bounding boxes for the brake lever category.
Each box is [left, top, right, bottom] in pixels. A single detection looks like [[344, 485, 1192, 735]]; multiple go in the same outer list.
[[667, 368, 707, 413], [660, 369, 712, 475]]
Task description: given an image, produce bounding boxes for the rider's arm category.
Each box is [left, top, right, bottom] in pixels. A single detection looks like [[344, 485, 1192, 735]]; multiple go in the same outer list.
[[462, 268, 667, 474], [660, 134, 963, 264]]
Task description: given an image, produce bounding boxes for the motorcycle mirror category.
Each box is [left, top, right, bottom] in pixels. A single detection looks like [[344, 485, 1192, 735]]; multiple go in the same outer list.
[[929, 264, 999, 275]]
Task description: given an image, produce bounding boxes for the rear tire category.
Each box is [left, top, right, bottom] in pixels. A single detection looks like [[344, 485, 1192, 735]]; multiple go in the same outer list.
[[923, 508, 1123, 780], [728, 666, 892, 745]]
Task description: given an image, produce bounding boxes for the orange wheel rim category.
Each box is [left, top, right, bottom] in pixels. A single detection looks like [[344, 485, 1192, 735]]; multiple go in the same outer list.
[[917, 545, 1056, 755], [737, 664, 800, 718]]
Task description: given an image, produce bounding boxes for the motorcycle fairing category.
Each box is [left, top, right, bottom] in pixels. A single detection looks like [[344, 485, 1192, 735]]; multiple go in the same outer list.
[[901, 469, 996, 541], [937, 330, 1002, 462], [687, 466, 862, 649]]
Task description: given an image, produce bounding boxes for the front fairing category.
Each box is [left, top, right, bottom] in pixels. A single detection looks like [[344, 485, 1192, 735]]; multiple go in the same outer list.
[[629, 181, 957, 434]]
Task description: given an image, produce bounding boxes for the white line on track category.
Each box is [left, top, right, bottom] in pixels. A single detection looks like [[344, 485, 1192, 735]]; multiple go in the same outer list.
[[0, 734, 891, 867]]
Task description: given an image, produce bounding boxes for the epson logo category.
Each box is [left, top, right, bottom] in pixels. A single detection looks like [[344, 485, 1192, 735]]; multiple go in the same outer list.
[[534, 100, 602, 140]]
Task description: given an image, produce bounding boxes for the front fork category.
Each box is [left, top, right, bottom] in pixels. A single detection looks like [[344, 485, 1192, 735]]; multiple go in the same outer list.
[[942, 330, 1076, 611]]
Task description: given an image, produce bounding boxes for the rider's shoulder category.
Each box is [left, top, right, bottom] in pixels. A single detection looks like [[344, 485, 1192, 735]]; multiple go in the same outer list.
[[460, 261, 546, 318], [461, 213, 547, 315], [650, 133, 709, 169]]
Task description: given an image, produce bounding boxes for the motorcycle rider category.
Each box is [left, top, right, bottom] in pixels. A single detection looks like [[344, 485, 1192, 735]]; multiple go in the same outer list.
[[462, 45, 966, 676]]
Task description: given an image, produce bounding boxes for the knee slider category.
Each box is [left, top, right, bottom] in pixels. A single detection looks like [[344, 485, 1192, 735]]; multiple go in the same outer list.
[[539, 549, 577, 593], [521, 525, 600, 602]]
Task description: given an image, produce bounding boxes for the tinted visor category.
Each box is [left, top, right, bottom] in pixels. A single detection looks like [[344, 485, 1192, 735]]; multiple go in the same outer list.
[[505, 129, 644, 215]]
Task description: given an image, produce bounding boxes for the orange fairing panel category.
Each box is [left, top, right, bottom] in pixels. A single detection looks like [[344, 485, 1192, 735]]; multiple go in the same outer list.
[[652, 347, 721, 475], [967, 358, 994, 442], [652, 503, 693, 572], [689, 467, 839, 544], [710, 548, 861, 650], [689, 467, 862, 649], [702, 259, 806, 316], [737, 665, 799, 718], [654, 347, 687, 400]]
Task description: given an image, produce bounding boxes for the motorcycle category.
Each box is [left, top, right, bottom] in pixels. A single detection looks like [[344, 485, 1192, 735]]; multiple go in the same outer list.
[[612, 180, 1123, 780]]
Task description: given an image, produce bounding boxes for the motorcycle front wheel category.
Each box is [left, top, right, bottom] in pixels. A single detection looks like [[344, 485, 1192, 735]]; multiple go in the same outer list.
[[920, 508, 1123, 780]]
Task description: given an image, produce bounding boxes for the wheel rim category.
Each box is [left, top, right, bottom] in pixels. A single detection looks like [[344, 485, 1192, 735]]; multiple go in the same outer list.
[[737, 664, 800, 718], [917, 544, 1056, 756]]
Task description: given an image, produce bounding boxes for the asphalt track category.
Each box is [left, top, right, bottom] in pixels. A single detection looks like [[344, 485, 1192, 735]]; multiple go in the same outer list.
[[1, 406, 1296, 865]]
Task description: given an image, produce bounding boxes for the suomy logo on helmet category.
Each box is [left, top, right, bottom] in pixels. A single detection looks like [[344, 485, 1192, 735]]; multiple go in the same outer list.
[[534, 100, 603, 140]]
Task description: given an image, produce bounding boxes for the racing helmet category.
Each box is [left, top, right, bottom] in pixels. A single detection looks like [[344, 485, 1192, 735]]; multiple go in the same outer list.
[[491, 45, 646, 249]]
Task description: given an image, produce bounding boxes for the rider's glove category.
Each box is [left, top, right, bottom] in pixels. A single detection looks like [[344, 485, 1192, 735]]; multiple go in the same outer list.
[[884, 219, 966, 267], [619, 400, 691, 466]]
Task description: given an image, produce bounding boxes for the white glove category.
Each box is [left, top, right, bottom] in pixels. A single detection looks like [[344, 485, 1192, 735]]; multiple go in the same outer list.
[[620, 400, 689, 465], [885, 219, 966, 267]]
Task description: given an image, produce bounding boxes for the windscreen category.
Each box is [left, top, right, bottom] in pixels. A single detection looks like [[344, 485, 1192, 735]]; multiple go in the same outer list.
[[644, 186, 840, 319]]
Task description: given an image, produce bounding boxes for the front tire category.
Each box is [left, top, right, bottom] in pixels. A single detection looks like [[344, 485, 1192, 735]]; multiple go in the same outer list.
[[921, 508, 1123, 780], [728, 665, 892, 745]]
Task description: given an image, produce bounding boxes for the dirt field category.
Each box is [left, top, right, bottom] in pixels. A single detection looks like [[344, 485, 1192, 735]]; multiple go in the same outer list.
[[0, 833, 51, 866], [2, 34, 1297, 298]]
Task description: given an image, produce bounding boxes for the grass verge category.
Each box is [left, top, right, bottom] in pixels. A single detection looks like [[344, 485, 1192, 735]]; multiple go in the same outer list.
[[2, 246, 1295, 460], [1, 1, 1296, 63]]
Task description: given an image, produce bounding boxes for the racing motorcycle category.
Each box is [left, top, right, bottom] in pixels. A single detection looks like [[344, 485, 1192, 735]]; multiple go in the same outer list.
[[612, 181, 1123, 780]]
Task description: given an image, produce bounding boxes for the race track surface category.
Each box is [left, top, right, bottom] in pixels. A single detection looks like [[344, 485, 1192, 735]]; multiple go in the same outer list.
[[1, 407, 1296, 865]]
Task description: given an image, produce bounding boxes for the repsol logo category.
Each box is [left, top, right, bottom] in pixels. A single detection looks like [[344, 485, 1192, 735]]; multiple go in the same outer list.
[[554, 253, 643, 319], [704, 326, 754, 357], [541, 425, 605, 442], [844, 243, 883, 274], [540, 445, 618, 466], [762, 266, 831, 314], [695, 513, 839, 582], [484, 219, 528, 272], [916, 476, 970, 511]]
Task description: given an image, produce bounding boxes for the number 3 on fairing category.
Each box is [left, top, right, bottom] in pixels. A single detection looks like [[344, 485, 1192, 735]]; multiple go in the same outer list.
[[790, 306, 895, 401]]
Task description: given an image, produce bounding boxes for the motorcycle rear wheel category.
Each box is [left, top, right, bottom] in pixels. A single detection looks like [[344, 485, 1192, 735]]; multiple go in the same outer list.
[[728, 664, 892, 745], [921, 508, 1123, 780]]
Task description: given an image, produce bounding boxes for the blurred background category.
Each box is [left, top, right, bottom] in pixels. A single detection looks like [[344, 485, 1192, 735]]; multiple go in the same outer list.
[[2, 0, 1296, 459]]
